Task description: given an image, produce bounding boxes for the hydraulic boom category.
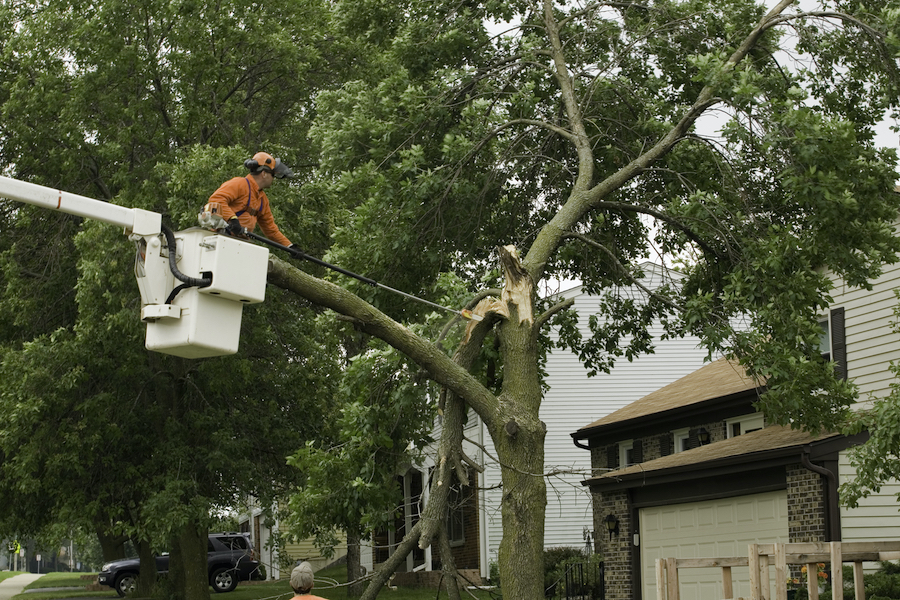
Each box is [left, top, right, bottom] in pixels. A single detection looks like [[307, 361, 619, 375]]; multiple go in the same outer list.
[[0, 176, 268, 358]]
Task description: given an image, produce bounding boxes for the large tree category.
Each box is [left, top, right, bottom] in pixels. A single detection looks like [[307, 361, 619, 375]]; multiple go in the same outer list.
[[266, 0, 900, 597], [0, 0, 346, 596]]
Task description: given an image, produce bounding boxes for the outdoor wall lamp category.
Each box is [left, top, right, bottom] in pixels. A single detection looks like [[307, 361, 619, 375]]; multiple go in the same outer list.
[[604, 513, 620, 539], [697, 427, 711, 445]]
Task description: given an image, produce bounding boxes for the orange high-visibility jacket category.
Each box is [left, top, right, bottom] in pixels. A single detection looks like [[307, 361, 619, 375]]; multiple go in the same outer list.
[[208, 176, 292, 247]]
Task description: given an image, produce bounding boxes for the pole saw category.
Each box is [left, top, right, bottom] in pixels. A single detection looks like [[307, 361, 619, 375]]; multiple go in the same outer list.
[[239, 228, 483, 323], [198, 205, 482, 321]]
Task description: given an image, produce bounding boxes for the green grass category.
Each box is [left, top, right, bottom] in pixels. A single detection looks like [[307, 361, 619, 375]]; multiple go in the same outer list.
[[0, 572, 26, 584], [8, 567, 498, 600], [9, 571, 118, 600]]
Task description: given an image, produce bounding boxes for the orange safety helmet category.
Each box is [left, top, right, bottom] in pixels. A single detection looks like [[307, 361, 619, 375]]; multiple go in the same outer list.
[[245, 152, 293, 179]]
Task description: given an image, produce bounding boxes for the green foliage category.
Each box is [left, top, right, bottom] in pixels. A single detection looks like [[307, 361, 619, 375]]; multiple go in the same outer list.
[[282, 333, 437, 553], [543, 549, 603, 599], [818, 562, 900, 600], [2, 0, 900, 596], [0, 0, 348, 587]]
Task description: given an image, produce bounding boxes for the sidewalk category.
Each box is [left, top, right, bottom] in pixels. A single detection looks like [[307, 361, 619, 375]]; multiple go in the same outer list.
[[0, 574, 44, 600]]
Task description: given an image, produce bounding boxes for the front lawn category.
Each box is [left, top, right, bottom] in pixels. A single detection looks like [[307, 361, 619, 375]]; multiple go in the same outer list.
[[10, 566, 498, 600]]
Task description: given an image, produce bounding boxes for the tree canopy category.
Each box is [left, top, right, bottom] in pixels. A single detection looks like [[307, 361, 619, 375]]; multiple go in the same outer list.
[[270, 0, 900, 596]]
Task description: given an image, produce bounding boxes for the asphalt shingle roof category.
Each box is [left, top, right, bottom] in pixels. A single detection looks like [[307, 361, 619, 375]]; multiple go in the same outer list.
[[582, 424, 840, 486], [575, 357, 763, 434]]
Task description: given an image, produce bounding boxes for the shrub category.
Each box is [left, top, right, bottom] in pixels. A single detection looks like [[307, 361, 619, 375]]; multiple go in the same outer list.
[[818, 561, 900, 600], [543, 547, 603, 598]]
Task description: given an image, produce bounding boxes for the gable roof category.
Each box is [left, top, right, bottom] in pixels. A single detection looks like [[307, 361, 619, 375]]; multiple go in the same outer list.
[[573, 357, 764, 441], [582, 424, 848, 490]]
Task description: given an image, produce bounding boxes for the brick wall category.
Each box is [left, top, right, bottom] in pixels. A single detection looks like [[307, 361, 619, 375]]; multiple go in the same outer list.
[[786, 463, 826, 542], [594, 490, 632, 600], [449, 485, 481, 570]]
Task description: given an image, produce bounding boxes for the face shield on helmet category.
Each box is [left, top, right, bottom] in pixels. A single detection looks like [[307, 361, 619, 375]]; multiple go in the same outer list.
[[271, 159, 293, 179], [246, 152, 293, 179]]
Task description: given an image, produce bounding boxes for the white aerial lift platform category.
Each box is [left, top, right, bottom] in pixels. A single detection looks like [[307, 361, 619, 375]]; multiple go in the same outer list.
[[0, 175, 268, 358]]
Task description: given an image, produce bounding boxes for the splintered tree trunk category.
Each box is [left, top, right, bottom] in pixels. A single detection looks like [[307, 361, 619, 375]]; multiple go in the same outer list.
[[491, 244, 548, 599]]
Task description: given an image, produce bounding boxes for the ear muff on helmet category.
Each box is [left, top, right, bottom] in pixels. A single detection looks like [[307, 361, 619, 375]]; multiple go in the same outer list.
[[245, 152, 293, 179]]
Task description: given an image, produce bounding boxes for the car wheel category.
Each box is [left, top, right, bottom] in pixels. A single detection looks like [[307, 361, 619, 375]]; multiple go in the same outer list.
[[115, 573, 137, 597], [210, 567, 239, 593]]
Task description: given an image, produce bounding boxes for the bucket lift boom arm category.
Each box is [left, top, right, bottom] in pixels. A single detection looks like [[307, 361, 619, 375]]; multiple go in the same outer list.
[[0, 175, 162, 237], [0, 175, 268, 358]]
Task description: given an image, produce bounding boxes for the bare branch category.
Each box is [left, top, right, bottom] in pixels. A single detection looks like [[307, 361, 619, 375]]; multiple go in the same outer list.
[[562, 232, 687, 314]]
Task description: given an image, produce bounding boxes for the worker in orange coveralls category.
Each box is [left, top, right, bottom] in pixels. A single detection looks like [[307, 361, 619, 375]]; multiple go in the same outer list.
[[206, 151, 295, 247]]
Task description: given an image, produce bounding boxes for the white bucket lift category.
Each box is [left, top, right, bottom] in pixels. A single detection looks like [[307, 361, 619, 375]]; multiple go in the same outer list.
[[0, 176, 268, 358], [138, 228, 268, 358]]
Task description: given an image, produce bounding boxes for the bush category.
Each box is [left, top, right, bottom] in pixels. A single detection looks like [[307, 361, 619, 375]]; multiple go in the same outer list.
[[818, 561, 900, 600], [543, 548, 603, 599]]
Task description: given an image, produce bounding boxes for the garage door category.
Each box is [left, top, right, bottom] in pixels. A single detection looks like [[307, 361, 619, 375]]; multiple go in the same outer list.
[[640, 491, 789, 600]]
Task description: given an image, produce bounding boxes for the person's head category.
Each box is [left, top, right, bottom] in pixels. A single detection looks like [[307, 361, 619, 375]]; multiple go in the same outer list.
[[245, 152, 293, 189], [290, 561, 315, 594]]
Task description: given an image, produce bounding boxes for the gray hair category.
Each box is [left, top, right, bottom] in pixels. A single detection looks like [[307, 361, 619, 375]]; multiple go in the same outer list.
[[290, 562, 315, 593]]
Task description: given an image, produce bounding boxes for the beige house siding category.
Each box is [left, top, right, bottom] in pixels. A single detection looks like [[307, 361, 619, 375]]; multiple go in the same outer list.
[[280, 537, 348, 573], [832, 223, 900, 556], [831, 234, 900, 407]]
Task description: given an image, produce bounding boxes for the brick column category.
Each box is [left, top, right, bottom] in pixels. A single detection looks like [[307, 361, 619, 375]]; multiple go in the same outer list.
[[595, 490, 633, 600]]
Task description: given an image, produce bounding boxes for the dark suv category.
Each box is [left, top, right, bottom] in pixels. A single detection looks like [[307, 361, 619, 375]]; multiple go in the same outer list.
[[98, 533, 261, 596]]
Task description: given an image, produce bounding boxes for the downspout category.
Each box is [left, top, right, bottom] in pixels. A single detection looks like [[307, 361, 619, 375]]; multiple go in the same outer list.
[[801, 447, 841, 541], [573, 438, 591, 450]]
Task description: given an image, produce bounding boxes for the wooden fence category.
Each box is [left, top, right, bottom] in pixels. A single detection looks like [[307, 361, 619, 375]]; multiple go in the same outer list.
[[656, 541, 900, 600]]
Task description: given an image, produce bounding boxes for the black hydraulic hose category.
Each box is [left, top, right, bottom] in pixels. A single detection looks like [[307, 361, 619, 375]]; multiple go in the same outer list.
[[165, 282, 193, 305], [161, 224, 212, 302]]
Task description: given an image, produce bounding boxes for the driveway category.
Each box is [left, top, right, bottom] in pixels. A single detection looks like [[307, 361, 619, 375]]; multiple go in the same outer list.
[[0, 574, 44, 600]]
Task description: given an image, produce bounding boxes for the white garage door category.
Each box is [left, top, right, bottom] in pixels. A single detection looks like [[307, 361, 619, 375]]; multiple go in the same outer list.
[[640, 490, 789, 600]]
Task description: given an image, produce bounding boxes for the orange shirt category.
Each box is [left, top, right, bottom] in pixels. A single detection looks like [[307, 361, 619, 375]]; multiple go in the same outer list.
[[208, 176, 292, 247]]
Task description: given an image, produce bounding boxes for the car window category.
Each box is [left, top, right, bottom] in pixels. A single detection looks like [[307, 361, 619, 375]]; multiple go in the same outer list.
[[212, 536, 248, 551]]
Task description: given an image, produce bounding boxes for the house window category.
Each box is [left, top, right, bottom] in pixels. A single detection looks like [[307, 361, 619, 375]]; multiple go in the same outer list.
[[726, 413, 764, 438], [446, 485, 465, 546], [818, 307, 847, 379], [619, 440, 634, 467], [818, 319, 831, 361], [673, 428, 690, 453]]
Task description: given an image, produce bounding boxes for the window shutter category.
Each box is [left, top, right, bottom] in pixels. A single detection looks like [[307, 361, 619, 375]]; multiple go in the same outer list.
[[659, 435, 671, 457], [607, 445, 619, 470], [688, 429, 699, 449], [831, 307, 847, 380], [632, 440, 643, 464]]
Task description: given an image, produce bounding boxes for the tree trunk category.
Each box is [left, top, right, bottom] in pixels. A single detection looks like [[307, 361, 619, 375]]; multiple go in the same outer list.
[[346, 532, 365, 598], [170, 523, 211, 600], [267, 247, 549, 598], [494, 427, 547, 599], [95, 527, 128, 562], [135, 538, 158, 598], [490, 245, 548, 599]]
